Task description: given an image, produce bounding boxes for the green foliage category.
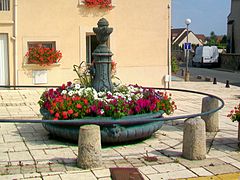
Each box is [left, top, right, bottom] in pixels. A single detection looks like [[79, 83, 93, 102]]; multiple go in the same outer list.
[[209, 31, 217, 46], [171, 56, 179, 74], [73, 62, 93, 87]]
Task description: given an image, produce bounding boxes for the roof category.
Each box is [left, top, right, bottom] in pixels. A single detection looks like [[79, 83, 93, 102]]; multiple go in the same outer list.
[[171, 28, 186, 40], [172, 31, 190, 45], [195, 34, 206, 43]]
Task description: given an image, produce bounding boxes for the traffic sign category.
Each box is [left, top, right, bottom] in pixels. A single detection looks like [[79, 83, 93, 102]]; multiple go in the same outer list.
[[184, 43, 192, 50]]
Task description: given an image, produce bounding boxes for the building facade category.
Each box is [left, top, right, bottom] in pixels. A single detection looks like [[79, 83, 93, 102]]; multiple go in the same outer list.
[[227, 0, 240, 54], [0, 0, 171, 87]]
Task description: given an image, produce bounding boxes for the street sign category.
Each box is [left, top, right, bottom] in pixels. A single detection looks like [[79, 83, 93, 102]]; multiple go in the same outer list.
[[184, 43, 192, 50]]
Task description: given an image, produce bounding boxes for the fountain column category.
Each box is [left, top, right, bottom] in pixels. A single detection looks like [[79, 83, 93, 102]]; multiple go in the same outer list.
[[92, 18, 113, 92]]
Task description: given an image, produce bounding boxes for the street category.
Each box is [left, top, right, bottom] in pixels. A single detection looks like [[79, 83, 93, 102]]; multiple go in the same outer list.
[[179, 66, 240, 87]]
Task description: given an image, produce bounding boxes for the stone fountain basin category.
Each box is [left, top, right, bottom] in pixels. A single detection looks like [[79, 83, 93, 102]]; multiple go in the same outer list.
[[40, 108, 164, 144]]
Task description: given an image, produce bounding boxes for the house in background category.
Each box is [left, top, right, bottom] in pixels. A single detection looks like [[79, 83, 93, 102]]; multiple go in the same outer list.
[[227, 0, 240, 53], [195, 34, 207, 45], [0, 0, 171, 87], [171, 28, 203, 49]]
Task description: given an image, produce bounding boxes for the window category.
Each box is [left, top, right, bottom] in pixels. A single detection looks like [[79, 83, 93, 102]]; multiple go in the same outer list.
[[86, 35, 98, 64], [86, 35, 110, 64], [0, 0, 10, 11], [27, 41, 56, 50]]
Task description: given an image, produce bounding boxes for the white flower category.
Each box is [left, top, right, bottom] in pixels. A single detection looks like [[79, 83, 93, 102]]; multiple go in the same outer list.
[[74, 84, 81, 89], [100, 109, 104, 115], [98, 91, 106, 97], [107, 91, 112, 96], [61, 90, 67, 95], [68, 90, 74, 96]]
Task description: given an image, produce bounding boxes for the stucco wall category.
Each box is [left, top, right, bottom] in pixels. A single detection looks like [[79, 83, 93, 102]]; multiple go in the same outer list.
[[3, 0, 170, 87], [0, 0, 14, 85]]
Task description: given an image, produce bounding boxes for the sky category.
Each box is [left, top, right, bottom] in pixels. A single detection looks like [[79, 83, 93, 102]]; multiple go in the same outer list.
[[172, 0, 231, 36]]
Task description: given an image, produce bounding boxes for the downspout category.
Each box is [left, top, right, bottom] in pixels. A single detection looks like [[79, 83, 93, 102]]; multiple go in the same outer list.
[[167, 2, 171, 88], [13, 0, 18, 88]]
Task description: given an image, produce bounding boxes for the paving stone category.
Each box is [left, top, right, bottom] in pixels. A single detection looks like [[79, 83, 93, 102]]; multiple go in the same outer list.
[[98, 177, 112, 180], [138, 165, 158, 175], [204, 164, 240, 175], [3, 134, 22, 142], [41, 171, 66, 177], [5, 165, 21, 175], [50, 163, 67, 172], [21, 164, 37, 174], [65, 163, 82, 172], [152, 163, 186, 173], [8, 151, 34, 165], [0, 174, 24, 179], [0, 153, 9, 162], [218, 156, 240, 164], [36, 164, 51, 173], [178, 158, 226, 168], [0, 166, 8, 175], [7, 142, 28, 152], [131, 163, 146, 167], [60, 171, 97, 180], [23, 172, 42, 178], [115, 163, 133, 167], [92, 168, 110, 178], [190, 167, 213, 176], [42, 175, 62, 180], [167, 169, 197, 179], [147, 172, 169, 180]]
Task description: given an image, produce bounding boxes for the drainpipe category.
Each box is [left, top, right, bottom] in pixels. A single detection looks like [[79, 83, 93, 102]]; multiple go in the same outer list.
[[167, 3, 171, 88], [13, 0, 18, 88]]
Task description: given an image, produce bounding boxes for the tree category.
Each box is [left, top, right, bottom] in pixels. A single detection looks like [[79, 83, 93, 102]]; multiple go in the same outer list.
[[209, 31, 217, 45], [220, 35, 227, 44]]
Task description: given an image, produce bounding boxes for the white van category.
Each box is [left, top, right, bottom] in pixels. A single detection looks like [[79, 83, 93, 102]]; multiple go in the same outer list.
[[192, 46, 219, 67]]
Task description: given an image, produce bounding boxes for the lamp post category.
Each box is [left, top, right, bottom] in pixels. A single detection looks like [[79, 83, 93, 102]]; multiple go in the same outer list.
[[184, 18, 191, 81]]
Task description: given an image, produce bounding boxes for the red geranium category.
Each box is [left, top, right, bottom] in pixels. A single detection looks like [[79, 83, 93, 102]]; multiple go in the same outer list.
[[83, 0, 112, 9], [25, 47, 62, 66]]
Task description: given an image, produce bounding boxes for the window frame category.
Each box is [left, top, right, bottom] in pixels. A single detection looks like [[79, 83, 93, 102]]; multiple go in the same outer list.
[[27, 41, 56, 50], [0, 0, 10, 11]]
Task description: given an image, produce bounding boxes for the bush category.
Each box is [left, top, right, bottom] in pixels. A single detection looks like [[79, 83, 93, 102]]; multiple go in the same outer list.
[[171, 56, 179, 74]]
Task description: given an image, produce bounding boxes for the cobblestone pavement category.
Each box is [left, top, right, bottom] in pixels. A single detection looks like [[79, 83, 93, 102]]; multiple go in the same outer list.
[[0, 81, 239, 180]]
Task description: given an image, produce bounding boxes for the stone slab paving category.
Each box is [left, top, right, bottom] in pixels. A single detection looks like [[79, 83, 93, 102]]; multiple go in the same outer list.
[[0, 81, 239, 179]]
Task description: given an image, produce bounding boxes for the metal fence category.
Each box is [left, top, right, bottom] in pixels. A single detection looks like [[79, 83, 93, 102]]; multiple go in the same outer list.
[[0, 0, 10, 11]]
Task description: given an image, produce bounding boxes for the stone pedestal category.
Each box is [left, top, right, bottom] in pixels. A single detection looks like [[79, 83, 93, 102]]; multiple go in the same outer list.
[[201, 97, 219, 132], [77, 125, 102, 169], [182, 117, 206, 160]]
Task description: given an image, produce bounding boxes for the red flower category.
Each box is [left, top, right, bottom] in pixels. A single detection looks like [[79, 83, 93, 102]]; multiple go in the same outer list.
[[68, 109, 74, 115], [49, 109, 54, 114], [61, 84, 66, 90], [62, 111, 68, 117], [76, 104, 82, 109], [74, 112, 79, 118], [53, 118, 58, 121], [25, 47, 62, 66], [55, 113, 60, 118], [83, 99, 88, 105]]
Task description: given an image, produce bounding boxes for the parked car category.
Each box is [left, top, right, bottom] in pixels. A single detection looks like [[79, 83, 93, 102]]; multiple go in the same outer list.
[[192, 46, 219, 67]]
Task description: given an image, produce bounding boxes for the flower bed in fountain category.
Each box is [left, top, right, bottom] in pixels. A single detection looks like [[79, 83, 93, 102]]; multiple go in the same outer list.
[[39, 82, 176, 143]]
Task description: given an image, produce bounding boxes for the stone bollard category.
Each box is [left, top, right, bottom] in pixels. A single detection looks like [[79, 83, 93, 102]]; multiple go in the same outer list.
[[201, 97, 219, 132], [182, 117, 206, 160], [77, 125, 102, 169]]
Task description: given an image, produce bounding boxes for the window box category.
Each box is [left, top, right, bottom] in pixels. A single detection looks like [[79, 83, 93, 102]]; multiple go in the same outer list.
[[23, 62, 61, 69], [78, 0, 116, 8]]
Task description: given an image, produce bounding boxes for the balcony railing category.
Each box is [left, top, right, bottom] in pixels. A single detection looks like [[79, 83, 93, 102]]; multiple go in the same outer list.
[[0, 0, 10, 11]]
